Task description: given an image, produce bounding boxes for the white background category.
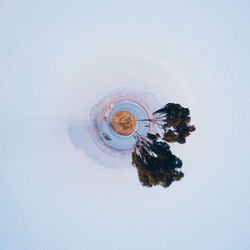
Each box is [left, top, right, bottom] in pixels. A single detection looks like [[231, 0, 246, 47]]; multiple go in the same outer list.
[[0, 1, 249, 250]]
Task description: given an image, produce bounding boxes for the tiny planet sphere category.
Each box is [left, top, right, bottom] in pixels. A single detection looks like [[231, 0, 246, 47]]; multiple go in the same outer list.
[[89, 88, 159, 155], [110, 111, 137, 136]]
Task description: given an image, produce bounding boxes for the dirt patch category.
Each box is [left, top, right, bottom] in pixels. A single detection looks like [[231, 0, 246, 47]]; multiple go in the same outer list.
[[110, 111, 137, 136]]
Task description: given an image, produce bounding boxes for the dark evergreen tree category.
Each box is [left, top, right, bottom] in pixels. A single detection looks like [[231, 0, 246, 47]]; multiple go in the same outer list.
[[139, 103, 196, 144], [132, 133, 184, 188], [132, 102, 195, 188]]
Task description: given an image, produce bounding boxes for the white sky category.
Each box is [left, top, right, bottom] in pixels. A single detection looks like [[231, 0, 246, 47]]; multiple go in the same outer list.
[[0, 1, 249, 250]]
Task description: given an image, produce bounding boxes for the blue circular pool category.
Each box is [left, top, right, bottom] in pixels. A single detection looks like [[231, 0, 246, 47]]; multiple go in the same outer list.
[[97, 101, 150, 150]]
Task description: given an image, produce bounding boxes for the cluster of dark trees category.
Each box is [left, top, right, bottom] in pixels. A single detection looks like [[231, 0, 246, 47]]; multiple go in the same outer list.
[[132, 103, 195, 188]]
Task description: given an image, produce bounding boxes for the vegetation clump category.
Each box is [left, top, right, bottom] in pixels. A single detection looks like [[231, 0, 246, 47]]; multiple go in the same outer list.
[[132, 103, 195, 188]]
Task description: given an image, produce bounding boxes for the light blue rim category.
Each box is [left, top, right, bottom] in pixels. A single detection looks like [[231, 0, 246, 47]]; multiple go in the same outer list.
[[97, 101, 149, 150]]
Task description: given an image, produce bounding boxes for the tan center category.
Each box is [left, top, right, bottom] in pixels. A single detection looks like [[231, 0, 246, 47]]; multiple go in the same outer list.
[[110, 111, 137, 136]]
